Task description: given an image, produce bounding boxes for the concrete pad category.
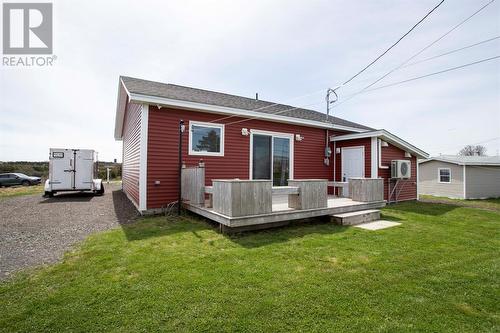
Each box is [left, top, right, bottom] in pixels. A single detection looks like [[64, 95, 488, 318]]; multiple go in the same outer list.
[[354, 220, 401, 230]]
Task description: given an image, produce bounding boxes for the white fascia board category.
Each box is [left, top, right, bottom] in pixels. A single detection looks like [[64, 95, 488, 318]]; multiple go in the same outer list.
[[330, 129, 429, 159], [114, 78, 132, 140], [127, 93, 366, 133], [419, 158, 500, 166], [330, 130, 383, 142]]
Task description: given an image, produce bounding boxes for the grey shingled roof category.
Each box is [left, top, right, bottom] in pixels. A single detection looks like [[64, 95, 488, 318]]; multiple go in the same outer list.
[[121, 76, 373, 131], [421, 155, 500, 166]]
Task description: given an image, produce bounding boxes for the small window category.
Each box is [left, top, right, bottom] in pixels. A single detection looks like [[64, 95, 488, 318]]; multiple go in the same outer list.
[[189, 121, 224, 156], [439, 168, 451, 183]]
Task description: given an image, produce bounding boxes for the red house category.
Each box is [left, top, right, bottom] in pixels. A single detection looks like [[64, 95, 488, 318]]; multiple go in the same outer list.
[[114, 76, 428, 220]]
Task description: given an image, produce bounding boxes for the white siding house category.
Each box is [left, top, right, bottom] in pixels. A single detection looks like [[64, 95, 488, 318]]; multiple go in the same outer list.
[[418, 155, 500, 199]]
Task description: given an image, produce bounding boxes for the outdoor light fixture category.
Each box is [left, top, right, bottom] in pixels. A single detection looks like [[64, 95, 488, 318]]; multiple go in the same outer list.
[[295, 134, 304, 141], [157, 104, 162, 109], [241, 128, 249, 136]]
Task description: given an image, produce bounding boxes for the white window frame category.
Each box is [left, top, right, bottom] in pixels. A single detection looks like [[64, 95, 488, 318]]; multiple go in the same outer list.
[[188, 121, 224, 157], [249, 129, 294, 182], [438, 168, 451, 184]]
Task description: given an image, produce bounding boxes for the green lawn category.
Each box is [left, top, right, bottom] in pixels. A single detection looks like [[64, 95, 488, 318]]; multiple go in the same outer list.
[[420, 194, 500, 212], [1, 202, 499, 332], [0, 184, 44, 199]]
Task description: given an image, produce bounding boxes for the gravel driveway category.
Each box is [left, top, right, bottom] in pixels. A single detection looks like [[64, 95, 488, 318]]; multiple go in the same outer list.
[[0, 183, 137, 280]]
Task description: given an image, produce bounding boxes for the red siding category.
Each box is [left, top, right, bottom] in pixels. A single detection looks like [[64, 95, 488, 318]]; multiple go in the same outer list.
[[146, 106, 348, 209], [332, 138, 372, 181], [379, 144, 417, 201], [122, 102, 141, 206]]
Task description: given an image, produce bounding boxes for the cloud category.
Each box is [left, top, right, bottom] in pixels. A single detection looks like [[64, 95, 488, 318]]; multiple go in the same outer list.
[[1, 0, 499, 161]]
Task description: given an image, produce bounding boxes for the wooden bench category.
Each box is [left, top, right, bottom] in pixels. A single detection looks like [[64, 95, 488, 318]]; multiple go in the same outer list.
[[272, 186, 300, 195], [204, 185, 300, 208], [327, 181, 349, 197], [204, 186, 213, 207]]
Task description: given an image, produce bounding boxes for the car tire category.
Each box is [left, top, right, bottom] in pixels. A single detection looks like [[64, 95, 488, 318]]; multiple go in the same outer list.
[[21, 180, 30, 186]]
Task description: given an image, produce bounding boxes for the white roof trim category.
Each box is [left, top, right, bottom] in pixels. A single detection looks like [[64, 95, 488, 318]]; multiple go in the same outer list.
[[419, 157, 500, 166], [114, 78, 131, 140], [114, 86, 368, 140], [330, 129, 429, 159]]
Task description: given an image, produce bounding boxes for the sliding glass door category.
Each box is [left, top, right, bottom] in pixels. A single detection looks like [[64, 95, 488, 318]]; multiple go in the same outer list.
[[252, 133, 292, 186], [252, 135, 272, 180]]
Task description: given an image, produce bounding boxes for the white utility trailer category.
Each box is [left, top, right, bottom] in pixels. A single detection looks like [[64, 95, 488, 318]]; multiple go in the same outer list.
[[44, 148, 104, 197]]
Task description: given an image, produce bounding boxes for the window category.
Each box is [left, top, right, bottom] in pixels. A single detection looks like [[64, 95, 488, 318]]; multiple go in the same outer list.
[[189, 121, 224, 156], [439, 168, 451, 183], [250, 130, 294, 186]]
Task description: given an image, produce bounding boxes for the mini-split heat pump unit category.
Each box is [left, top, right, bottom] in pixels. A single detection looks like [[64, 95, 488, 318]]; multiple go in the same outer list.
[[391, 160, 411, 179]]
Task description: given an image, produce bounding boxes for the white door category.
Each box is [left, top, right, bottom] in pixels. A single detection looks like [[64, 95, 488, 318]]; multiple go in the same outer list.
[[49, 149, 73, 190], [74, 150, 94, 190], [341, 147, 365, 195]]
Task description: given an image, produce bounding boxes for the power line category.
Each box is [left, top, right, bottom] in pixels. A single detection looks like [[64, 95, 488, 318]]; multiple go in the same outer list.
[[326, 35, 500, 89], [223, 101, 325, 127], [333, 0, 496, 108], [434, 138, 500, 158], [433, 136, 500, 151], [340, 0, 445, 86], [401, 35, 500, 68], [208, 0, 445, 126], [205, 88, 325, 124], [364, 55, 500, 92]]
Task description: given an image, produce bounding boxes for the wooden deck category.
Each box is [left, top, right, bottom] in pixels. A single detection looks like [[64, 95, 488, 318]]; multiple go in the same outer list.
[[185, 195, 385, 228]]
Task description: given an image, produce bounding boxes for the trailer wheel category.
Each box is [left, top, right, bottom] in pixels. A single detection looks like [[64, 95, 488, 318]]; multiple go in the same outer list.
[[44, 191, 54, 197], [97, 184, 105, 196]]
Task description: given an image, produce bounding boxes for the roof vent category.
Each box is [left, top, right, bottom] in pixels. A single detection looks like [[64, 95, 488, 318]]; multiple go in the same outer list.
[[255, 93, 259, 100]]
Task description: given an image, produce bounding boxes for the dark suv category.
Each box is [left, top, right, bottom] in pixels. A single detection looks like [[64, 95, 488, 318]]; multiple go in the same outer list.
[[0, 173, 42, 187]]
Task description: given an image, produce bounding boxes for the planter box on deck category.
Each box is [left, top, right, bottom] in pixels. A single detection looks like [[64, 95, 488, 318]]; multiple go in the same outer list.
[[288, 179, 328, 210], [212, 180, 272, 217], [348, 178, 384, 202]]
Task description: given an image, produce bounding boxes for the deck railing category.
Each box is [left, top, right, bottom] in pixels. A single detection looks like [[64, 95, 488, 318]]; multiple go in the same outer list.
[[181, 165, 384, 217]]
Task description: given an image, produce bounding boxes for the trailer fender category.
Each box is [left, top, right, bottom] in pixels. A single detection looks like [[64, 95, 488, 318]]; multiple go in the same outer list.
[[92, 179, 103, 190], [93, 179, 104, 195], [44, 179, 51, 192]]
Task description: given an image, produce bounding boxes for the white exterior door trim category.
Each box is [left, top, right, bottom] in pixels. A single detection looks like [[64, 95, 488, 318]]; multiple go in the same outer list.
[[341, 146, 365, 181]]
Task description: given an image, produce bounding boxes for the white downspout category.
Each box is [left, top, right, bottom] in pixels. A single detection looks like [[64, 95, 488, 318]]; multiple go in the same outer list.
[[463, 165, 466, 199]]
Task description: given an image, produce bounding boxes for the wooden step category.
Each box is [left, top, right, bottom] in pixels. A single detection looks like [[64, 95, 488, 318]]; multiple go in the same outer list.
[[331, 209, 380, 226]]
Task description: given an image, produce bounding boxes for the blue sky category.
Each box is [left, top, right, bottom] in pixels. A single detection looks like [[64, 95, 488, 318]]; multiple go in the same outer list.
[[1, 0, 499, 161]]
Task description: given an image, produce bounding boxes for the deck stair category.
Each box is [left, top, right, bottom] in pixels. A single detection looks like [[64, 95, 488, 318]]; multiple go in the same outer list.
[[331, 209, 380, 226]]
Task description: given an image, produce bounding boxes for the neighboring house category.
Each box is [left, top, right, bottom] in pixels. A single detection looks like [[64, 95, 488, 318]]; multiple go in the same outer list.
[[114, 76, 428, 214], [418, 155, 500, 199]]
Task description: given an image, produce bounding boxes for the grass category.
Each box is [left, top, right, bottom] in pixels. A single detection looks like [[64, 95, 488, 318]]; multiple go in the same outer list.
[[1, 202, 499, 332], [0, 184, 44, 199], [420, 194, 500, 211]]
